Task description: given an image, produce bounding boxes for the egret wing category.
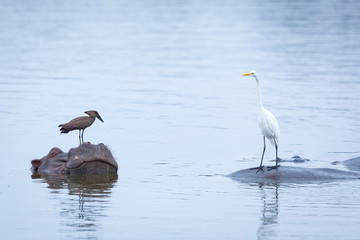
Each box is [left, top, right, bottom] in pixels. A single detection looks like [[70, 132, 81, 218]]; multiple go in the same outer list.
[[258, 108, 280, 146]]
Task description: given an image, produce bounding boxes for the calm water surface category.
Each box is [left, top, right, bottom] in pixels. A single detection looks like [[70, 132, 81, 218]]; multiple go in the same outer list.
[[1, 0, 360, 239]]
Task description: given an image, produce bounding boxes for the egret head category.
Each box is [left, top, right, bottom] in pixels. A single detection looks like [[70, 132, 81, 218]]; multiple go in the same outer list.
[[243, 70, 257, 78]]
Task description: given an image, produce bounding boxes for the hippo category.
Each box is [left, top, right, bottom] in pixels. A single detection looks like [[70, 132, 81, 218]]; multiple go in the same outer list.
[[332, 157, 360, 172], [31, 142, 118, 176], [228, 166, 360, 184]]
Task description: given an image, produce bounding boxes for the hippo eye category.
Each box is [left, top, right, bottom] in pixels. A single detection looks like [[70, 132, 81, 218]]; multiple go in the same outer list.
[[48, 148, 61, 158], [49, 151, 57, 158]]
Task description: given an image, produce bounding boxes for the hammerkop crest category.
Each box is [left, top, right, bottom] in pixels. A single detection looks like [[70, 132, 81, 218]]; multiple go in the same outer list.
[[58, 110, 104, 145]]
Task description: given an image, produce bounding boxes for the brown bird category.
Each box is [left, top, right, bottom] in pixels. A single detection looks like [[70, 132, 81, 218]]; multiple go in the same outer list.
[[58, 110, 104, 145]]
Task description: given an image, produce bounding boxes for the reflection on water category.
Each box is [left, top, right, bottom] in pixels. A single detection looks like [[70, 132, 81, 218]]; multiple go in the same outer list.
[[32, 173, 117, 237], [1, 0, 360, 239], [257, 184, 279, 240]]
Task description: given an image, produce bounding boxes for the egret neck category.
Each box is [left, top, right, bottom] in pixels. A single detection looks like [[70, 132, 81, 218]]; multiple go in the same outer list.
[[253, 74, 264, 111]]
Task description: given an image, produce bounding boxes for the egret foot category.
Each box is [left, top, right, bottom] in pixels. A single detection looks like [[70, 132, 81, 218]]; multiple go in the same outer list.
[[267, 165, 280, 171], [250, 165, 265, 173]]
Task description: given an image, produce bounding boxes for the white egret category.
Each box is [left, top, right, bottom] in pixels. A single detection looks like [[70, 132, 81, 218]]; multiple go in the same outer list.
[[243, 70, 280, 172]]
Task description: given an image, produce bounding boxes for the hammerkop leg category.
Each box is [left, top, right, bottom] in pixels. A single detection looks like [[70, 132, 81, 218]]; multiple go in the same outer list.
[[78, 129, 86, 145], [81, 129, 85, 145], [78, 130, 82, 145]]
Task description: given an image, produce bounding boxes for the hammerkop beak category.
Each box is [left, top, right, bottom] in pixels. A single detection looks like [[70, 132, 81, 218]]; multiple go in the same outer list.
[[58, 110, 104, 145]]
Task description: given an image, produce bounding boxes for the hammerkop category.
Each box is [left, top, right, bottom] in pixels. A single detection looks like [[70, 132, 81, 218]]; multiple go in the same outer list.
[[58, 110, 104, 145]]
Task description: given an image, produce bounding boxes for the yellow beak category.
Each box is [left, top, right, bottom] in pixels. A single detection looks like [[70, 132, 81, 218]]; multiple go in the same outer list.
[[243, 73, 251, 76]]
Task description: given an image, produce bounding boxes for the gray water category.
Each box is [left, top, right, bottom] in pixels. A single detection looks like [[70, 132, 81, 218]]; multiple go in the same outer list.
[[1, 0, 360, 239]]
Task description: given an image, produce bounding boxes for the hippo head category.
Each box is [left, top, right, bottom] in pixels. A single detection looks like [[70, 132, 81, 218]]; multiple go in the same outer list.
[[31, 143, 118, 176], [31, 147, 67, 174], [66, 142, 118, 175]]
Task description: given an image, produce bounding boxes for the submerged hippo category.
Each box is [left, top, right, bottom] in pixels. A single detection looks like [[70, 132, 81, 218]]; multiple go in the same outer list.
[[332, 157, 360, 172], [228, 166, 360, 183], [31, 143, 118, 176]]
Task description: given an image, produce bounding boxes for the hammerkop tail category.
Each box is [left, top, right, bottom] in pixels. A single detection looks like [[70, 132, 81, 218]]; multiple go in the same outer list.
[[58, 110, 104, 145]]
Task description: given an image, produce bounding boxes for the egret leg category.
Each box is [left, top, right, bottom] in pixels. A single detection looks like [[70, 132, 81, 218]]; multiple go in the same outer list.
[[268, 141, 280, 170], [250, 136, 266, 173], [276, 142, 279, 167]]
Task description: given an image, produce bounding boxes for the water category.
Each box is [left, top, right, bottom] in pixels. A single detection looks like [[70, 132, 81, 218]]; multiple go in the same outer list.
[[1, 0, 360, 239]]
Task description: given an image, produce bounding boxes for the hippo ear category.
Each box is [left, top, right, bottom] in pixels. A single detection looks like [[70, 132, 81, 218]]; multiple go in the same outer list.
[[48, 147, 62, 158], [31, 160, 41, 170]]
